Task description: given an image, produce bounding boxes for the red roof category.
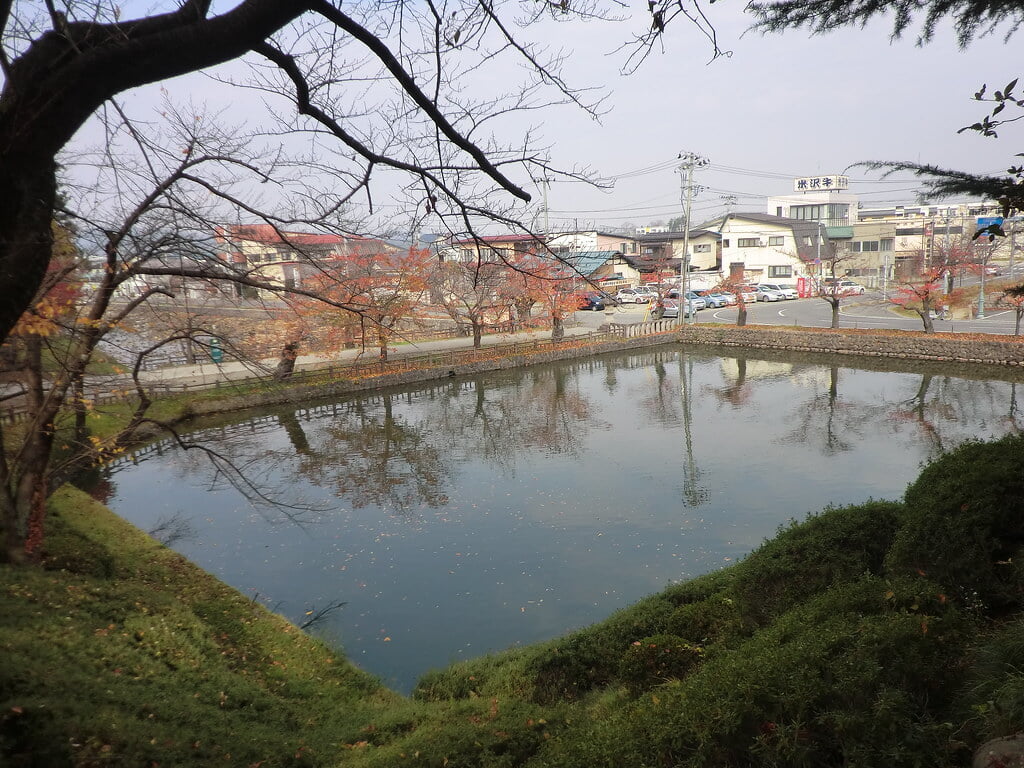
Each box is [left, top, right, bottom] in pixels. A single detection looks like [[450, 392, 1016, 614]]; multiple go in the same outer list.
[[450, 234, 543, 246], [220, 224, 353, 246]]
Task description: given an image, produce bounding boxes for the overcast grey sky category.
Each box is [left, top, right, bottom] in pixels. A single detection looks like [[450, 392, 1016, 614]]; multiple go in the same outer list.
[[64, 1, 1017, 235], [528, 3, 1016, 230]]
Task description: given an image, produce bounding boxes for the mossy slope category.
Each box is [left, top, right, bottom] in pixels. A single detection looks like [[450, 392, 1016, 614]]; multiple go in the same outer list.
[[4, 437, 1024, 766]]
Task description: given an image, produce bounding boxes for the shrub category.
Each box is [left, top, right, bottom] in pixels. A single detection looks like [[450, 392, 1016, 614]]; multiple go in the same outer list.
[[958, 616, 1024, 742], [617, 634, 702, 693], [665, 596, 745, 646], [526, 596, 677, 704], [730, 501, 905, 626], [536, 576, 975, 768], [887, 434, 1024, 610]]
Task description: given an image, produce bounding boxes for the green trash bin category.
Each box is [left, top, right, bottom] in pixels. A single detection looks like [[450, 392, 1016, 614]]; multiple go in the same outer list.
[[209, 337, 223, 363]]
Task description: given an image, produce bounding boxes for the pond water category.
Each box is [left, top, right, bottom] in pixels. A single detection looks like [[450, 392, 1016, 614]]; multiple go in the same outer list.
[[92, 345, 1024, 693]]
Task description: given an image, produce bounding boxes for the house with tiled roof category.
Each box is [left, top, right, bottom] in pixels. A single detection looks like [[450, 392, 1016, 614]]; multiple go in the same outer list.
[[546, 230, 641, 256], [636, 229, 723, 279], [439, 229, 644, 264], [215, 224, 399, 293], [439, 234, 545, 263]]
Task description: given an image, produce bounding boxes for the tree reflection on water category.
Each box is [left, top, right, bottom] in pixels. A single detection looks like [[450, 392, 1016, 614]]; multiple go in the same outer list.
[[95, 347, 1024, 692]]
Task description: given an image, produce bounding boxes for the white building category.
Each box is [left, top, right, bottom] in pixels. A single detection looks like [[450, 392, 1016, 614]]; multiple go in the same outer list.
[[767, 174, 857, 229], [702, 212, 828, 288]]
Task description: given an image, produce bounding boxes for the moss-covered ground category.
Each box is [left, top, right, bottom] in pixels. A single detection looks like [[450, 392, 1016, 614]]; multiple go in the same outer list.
[[4, 435, 1024, 766]]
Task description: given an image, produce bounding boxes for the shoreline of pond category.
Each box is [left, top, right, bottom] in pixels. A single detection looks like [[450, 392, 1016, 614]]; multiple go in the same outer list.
[[82, 323, 1024, 454], [170, 324, 1024, 421]]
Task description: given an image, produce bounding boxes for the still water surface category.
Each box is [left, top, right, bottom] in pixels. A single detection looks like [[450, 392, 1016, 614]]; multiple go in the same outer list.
[[97, 346, 1024, 692]]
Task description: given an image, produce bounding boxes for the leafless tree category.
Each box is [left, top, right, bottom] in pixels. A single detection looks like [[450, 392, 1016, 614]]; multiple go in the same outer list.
[[432, 261, 509, 348], [0, 111, 416, 564], [0, 0, 729, 563], [816, 242, 860, 328], [0, 0, 728, 351]]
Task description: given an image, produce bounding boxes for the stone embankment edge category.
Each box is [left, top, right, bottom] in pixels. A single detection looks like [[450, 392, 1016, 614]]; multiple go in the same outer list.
[[163, 332, 679, 425], [677, 325, 1024, 366], [141, 324, 1024, 434]]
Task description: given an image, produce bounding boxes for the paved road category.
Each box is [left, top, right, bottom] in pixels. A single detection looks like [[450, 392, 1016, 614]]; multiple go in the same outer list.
[[5, 294, 1017, 408], [1, 324, 600, 408], [131, 323, 600, 388], [575, 292, 1023, 337]]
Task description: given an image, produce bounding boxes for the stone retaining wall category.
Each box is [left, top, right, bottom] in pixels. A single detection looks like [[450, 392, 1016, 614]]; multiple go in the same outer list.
[[677, 325, 1024, 366], [185, 331, 678, 420]]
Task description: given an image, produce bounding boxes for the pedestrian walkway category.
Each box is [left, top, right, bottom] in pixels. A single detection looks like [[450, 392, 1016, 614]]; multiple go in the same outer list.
[[135, 323, 598, 388]]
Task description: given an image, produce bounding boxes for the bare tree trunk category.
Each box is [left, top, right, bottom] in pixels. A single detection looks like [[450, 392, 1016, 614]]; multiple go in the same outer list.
[[736, 303, 747, 327], [830, 299, 840, 329], [551, 315, 565, 341], [1, 337, 55, 563], [1016, 309, 1022, 336], [472, 321, 483, 349], [72, 373, 88, 446], [918, 308, 935, 334], [274, 340, 300, 380], [0, 163, 57, 346]]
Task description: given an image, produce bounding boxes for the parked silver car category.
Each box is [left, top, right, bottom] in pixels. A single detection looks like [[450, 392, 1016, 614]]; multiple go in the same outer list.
[[683, 291, 707, 311], [758, 282, 797, 300], [708, 291, 737, 306], [756, 285, 786, 302], [653, 298, 680, 318], [695, 290, 729, 308], [653, 298, 699, 318]]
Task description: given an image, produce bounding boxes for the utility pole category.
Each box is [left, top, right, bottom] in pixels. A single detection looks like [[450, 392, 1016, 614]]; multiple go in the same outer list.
[[677, 152, 708, 324], [979, 238, 995, 320], [542, 179, 550, 234]]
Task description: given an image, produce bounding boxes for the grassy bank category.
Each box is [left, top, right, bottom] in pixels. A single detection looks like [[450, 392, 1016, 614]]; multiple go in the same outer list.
[[3, 437, 1024, 766]]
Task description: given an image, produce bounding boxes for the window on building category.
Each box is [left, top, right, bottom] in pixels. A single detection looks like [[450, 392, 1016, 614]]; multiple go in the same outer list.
[[694, 243, 712, 253], [768, 236, 784, 247], [721, 239, 730, 248], [768, 265, 792, 278], [880, 238, 894, 251], [792, 204, 824, 221], [790, 203, 850, 225], [460, 248, 475, 261], [802, 236, 813, 246], [850, 241, 880, 252], [738, 237, 760, 248]]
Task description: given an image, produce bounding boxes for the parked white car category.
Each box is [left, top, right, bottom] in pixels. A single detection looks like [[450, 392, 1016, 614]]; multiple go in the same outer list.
[[836, 280, 866, 295], [822, 278, 866, 296], [758, 282, 797, 300], [616, 288, 649, 304], [633, 285, 660, 302]]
